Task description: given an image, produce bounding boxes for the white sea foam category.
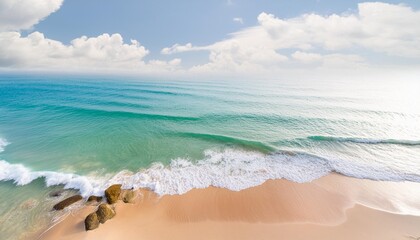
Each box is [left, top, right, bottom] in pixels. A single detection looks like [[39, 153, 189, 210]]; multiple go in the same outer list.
[[0, 137, 108, 196], [109, 149, 420, 195], [1, 148, 420, 197], [0, 160, 108, 197]]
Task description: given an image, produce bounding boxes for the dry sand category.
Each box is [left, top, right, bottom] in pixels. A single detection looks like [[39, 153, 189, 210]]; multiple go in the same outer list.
[[39, 174, 420, 240]]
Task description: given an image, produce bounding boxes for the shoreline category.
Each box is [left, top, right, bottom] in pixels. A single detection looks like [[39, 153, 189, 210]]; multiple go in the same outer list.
[[39, 174, 420, 240]]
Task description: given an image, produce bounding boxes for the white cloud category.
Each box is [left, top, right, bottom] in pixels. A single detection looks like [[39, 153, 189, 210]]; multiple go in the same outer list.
[[233, 17, 244, 24], [162, 2, 420, 77], [254, 3, 420, 57], [291, 51, 365, 67], [161, 43, 196, 55], [291, 51, 323, 64], [0, 0, 63, 31], [0, 32, 181, 73], [148, 58, 182, 71], [189, 39, 289, 74]]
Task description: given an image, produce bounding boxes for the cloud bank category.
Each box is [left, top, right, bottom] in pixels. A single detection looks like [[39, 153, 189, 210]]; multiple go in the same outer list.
[[164, 2, 420, 76], [0, 1, 419, 78], [0, 31, 184, 74], [0, 32, 180, 73]]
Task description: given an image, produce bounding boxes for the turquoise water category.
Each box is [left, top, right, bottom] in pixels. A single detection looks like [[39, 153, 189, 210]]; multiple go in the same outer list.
[[0, 74, 420, 239]]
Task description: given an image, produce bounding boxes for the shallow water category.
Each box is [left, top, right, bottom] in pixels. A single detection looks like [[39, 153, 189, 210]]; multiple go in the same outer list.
[[0, 74, 419, 239]]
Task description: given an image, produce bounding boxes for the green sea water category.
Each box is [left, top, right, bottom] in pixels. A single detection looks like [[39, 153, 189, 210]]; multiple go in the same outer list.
[[0, 74, 419, 239]]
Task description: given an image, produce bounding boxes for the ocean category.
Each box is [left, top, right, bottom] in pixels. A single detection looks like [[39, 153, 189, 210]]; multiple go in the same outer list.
[[0, 74, 419, 239]]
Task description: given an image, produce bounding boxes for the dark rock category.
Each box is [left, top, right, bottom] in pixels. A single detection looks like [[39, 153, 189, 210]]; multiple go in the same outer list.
[[96, 203, 116, 224], [87, 196, 103, 202], [85, 212, 100, 231], [53, 195, 83, 210], [105, 184, 121, 204], [49, 190, 64, 198]]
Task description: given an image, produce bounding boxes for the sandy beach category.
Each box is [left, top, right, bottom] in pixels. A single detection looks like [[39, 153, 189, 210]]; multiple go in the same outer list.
[[39, 174, 420, 240]]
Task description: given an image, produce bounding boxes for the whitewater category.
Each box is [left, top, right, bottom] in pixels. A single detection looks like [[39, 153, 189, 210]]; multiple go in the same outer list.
[[1, 137, 419, 197]]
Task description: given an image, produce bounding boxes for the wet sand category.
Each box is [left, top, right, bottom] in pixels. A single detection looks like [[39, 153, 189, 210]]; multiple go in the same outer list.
[[40, 174, 420, 240]]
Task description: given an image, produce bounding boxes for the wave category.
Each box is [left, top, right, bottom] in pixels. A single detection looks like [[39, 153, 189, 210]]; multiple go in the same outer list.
[[42, 104, 199, 121], [1, 148, 420, 198], [0, 160, 109, 197], [174, 132, 276, 153], [307, 136, 420, 146]]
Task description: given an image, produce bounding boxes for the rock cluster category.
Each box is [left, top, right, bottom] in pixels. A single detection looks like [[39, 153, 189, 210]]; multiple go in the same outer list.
[[85, 185, 138, 231], [52, 185, 138, 231]]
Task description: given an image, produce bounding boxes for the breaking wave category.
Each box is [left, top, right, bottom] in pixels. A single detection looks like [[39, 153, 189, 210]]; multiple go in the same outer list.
[[1, 146, 420, 198]]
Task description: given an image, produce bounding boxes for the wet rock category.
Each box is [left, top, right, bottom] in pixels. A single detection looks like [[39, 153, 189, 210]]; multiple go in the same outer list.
[[53, 195, 83, 210], [122, 190, 137, 203], [85, 212, 100, 231], [87, 196, 103, 202], [105, 184, 121, 204], [96, 203, 116, 224]]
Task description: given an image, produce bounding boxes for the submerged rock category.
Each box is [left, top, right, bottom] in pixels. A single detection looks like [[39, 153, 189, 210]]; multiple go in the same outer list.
[[85, 212, 100, 231], [49, 190, 64, 198], [96, 203, 116, 224], [53, 195, 83, 210], [105, 184, 121, 204], [87, 196, 103, 202], [122, 189, 137, 203]]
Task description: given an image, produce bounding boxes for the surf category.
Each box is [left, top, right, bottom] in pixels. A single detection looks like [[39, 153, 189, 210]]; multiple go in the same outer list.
[[1, 147, 419, 197]]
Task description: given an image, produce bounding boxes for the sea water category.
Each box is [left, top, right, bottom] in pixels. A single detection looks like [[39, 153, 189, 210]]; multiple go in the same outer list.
[[0, 74, 419, 239]]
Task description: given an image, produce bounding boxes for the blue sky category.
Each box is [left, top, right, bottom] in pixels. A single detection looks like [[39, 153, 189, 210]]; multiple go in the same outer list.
[[0, 0, 420, 79], [33, 0, 420, 58]]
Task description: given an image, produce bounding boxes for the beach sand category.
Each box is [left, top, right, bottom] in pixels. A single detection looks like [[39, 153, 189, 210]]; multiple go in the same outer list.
[[39, 174, 420, 240]]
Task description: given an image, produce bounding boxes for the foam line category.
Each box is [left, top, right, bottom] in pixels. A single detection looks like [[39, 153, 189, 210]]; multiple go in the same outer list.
[[1, 149, 419, 197]]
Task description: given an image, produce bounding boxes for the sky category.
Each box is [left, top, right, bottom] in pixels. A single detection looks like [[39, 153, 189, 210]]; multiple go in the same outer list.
[[0, 0, 420, 79]]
